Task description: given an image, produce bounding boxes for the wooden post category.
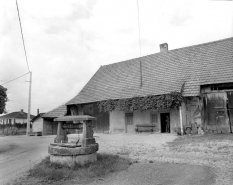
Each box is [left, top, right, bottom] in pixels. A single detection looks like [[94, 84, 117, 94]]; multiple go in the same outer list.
[[180, 106, 183, 135], [57, 122, 62, 136], [26, 71, 32, 136], [54, 121, 68, 143], [125, 116, 127, 133], [82, 120, 95, 146]]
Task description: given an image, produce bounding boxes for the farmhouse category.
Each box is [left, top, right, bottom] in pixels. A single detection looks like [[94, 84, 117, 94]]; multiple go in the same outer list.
[[0, 109, 35, 125], [31, 105, 67, 135], [66, 37, 233, 134]]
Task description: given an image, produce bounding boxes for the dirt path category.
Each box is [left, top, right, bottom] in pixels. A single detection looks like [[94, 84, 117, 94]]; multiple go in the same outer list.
[[0, 135, 55, 183]]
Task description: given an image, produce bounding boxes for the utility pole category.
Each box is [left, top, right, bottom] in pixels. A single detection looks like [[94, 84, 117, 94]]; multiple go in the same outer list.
[[26, 71, 32, 136], [179, 106, 183, 135]]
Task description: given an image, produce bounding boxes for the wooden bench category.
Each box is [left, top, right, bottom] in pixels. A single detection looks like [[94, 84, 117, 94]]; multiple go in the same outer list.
[[135, 124, 156, 133]]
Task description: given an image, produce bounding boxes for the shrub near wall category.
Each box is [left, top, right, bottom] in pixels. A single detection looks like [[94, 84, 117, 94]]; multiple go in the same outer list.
[[98, 91, 184, 112]]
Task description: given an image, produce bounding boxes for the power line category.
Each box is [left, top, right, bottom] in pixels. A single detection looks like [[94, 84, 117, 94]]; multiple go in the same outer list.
[[136, 0, 143, 87], [0, 72, 30, 86], [136, 0, 142, 57], [16, 0, 30, 72]]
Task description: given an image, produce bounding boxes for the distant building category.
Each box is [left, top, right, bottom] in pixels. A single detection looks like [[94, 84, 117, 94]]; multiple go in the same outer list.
[[0, 109, 35, 124], [31, 105, 67, 135]]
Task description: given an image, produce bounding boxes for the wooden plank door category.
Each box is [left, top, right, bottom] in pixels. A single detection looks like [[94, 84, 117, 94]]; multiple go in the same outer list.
[[203, 92, 228, 133]]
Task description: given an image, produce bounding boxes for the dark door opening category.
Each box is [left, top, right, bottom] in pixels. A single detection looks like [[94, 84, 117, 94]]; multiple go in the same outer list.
[[160, 113, 170, 133]]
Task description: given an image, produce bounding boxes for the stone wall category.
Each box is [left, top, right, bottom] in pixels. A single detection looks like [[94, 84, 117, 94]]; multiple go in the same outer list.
[[185, 97, 201, 126]]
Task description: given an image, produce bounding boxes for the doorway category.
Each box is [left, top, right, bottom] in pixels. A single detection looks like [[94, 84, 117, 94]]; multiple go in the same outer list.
[[125, 113, 134, 133], [160, 113, 170, 133]]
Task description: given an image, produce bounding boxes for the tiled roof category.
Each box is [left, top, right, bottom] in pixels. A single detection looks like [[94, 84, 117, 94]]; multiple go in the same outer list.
[[67, 37, 233, 105], [0, 111, 35, 119], [42, 105, 67, 118]]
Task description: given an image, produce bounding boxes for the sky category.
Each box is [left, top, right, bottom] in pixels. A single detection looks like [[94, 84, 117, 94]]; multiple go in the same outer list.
[[0, 0, 233, 116]]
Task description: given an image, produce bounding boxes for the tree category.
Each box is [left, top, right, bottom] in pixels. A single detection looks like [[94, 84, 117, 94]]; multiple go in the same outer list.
[[0, 85, 7, 114]]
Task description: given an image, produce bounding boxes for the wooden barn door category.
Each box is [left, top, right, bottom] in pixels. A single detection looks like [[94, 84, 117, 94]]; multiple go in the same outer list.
[[203, 92, 229, 133]]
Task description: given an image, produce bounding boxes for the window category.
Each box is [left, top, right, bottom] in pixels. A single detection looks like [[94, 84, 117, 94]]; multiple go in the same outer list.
[[125, 113, 133, 125], [151, 113, 158, 125]]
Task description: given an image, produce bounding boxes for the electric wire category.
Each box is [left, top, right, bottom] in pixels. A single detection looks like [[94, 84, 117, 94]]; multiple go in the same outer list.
[[0, 72, 30, 86], [136, 0, 142, 57], [16, 0, 30, 72], [136, 0, 143, 87]]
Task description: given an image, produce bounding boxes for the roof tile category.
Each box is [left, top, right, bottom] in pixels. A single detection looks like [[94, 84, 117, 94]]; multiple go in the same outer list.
[[67, 37, 233, 105]]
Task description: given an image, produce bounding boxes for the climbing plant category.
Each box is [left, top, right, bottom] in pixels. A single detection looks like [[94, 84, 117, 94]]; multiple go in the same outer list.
[[0, 85, 8, 114], [98, 91, 184, 112]]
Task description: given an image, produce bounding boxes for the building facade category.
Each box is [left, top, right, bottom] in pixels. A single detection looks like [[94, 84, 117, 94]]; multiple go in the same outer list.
[[65, 37, 233, 134]]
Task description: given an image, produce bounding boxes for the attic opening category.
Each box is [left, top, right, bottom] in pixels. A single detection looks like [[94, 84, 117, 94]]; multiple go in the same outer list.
[[201, 83, 233, 92]]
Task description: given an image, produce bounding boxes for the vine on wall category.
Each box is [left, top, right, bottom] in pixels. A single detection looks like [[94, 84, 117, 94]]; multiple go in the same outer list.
[[97, 91, 184, 112], [0, 85, 7, 114]]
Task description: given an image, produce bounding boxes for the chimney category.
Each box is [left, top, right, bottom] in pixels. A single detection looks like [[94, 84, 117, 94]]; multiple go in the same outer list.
[[20, 109, 23, 114], [37, 109, 39, 115], [160, 43, 168, 52]]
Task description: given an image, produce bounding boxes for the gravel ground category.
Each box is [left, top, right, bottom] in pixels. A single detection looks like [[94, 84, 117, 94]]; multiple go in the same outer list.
[[1, 133, 233, 185], [88, 133, 233, 185]]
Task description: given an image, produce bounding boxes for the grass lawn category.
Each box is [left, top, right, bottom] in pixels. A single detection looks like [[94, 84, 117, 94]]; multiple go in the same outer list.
[[11, 153, 132, 185]]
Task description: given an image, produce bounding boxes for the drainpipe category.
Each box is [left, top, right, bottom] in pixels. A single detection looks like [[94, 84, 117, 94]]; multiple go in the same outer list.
[[179, 106, 183, 135]]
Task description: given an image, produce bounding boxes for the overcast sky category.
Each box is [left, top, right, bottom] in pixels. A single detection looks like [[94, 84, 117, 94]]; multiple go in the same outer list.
[[0, 0, 233, 115]]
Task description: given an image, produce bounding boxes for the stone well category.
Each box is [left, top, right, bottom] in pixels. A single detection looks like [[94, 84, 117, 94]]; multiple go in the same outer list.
[[48, 115, 98, 167]]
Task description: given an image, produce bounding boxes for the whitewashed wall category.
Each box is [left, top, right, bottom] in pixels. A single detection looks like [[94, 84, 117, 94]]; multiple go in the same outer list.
[[110, 109, 180, 133], [32, 117, 43, 132]]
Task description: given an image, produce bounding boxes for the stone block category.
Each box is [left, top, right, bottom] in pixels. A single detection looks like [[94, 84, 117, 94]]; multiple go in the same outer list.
[[50, 152, 97, 167], [82, 138, 96, 146], [48, 143, 99, 156]]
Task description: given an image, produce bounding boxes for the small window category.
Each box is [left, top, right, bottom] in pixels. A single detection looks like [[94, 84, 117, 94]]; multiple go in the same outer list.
[[125, 113, 133, 125], [151, 113, 157, 125]]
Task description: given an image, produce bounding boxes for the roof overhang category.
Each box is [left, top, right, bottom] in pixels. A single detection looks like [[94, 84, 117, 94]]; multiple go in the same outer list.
[[54, 115, 96, 122]]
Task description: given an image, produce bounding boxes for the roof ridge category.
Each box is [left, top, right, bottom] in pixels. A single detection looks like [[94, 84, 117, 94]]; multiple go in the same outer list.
[[101, 36, 233, 68], [45, 104, 66, 114], [171, 36, 233, 52]]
